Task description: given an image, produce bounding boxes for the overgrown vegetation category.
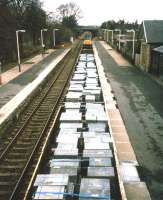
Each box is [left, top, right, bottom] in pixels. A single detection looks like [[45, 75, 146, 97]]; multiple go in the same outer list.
[[101, 20, 140, 33]]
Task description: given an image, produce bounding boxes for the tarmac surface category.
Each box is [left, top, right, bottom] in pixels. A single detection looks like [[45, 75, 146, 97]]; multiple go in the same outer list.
[[95, 41, 163, 200], [0, 49, 64, 109]]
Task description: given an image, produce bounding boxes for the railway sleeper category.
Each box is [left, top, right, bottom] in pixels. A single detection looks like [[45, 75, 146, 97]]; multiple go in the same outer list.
[[13, 144, 34, 149], [0, 174, 19, 183], [7, 152, 30, 159]]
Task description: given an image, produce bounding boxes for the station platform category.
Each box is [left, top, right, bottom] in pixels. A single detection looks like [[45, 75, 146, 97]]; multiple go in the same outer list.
[[0, 48, 67, 109], [0, 47, 70, 131], [93, 41, 151, 200]]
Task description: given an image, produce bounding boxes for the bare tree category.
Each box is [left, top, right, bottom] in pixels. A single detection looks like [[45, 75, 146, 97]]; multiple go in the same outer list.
[[57, 2, 82, 22]]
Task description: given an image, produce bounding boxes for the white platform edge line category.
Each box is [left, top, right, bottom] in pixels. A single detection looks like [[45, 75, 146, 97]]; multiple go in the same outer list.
[[0, 49, 70, 124]]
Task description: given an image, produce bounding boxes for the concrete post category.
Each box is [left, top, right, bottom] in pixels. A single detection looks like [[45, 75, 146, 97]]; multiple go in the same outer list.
[[0, 62, 2, 85]]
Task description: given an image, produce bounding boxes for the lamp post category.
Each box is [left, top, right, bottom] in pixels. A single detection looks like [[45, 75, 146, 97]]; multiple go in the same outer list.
[[104, 29, 105, 41], [102, 29, 106, 41], [105, 29, 107, 41], [126, 29, 135, 59], [0, 61, 2, 85], [115, 29, 121, 50], [53, 29, 59, 47], [41, 29, 48, 50], [108, 30, 114, 44], [16, 30, 26, 72], [107, 30, 109, 43]]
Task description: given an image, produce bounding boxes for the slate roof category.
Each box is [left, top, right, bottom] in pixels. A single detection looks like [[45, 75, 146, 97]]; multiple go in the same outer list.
[[143, 20, 163, 43], [153, 45, 163, 53]]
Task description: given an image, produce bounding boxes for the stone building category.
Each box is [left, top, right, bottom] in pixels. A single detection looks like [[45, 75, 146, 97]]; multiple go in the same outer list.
[[136, 20, 163, 72], [151, 46, 163, 77]]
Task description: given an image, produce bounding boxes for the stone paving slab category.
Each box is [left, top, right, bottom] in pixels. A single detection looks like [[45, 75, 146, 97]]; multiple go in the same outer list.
[[124, 182, 151, 200]]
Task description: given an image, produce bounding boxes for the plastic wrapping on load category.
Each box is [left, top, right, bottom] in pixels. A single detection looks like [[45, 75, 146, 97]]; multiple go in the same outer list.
[[82, 132, 110, 138], [79, 178, 110, 200], [72, 74, 86, 81], [85, 112, 107, 122], [86, 78, 98, 85], [50, 159, 79, 168], [64, 109, 80, 114], [60, 111, 82, 122], [83, 149, 113, 158], [87, 62, 96, 68], [59, 123, 83, 131], [70, 80, 85, 85], [58, 129, 81, 135], [84, 137, 110, 145], [49, 159, 79, 177], [57, 134, 80, 142], [87, 167, 115, 178], [86, 57, 95, 62], [56, 143, 77, 150], [74, 69, 87, 74], [57, 137, 80, 144], [87, 122, 107, 132], [86, 103, 104, 110], [79, 54, 87, 61], [83, 90, 101, 101], [84, 136, 112, 146], [84, 142, 110, 150], [66, 92, 83, 102], [84, 86, 101, 91], [34, 185, 65, 199], [85, 95, 95, 102], [68, 84, 84, 92], [87, 72, 98, 78], [86, 68, 97, 73], [53, 148, 79, 157], [89, 157, 112, 167], [34, 174, 69, 186], [50, 166, 78, 176]]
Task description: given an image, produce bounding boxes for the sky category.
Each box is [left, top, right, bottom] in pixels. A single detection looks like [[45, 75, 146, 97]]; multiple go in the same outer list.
[[43, 0, 163, 25]]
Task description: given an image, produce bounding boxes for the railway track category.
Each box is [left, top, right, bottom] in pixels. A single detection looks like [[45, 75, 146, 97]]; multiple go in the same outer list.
[[0, 41, 82, 200]]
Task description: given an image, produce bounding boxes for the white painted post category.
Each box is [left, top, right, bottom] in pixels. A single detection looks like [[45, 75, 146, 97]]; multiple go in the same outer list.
[[0, 62, 2, 85], [16, 30, 25, 72]]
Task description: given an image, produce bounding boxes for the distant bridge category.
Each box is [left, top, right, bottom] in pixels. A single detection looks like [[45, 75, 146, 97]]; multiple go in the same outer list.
[[78, 26, 100, 36]]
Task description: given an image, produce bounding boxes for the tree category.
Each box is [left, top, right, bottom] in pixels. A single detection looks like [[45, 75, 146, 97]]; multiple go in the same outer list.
[[57, 2, 82, 22], [62, 15, 77, 29], [101, 19, 140, 33], [23, 1, 46, 45], [0, 0, 47, 65], [0, 4, 17, 63]]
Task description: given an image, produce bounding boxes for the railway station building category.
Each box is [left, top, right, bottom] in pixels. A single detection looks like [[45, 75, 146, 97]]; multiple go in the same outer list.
[[136, 20, 163, 73]]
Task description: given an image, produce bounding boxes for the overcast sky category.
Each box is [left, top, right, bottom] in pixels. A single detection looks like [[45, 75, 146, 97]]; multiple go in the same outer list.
[[43, 0, 163, 25]]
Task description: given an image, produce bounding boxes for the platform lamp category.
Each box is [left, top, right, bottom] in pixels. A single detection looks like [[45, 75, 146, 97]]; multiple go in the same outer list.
[[41, 29, 48, 52], [114, 29, 121, 50], [103, 29, 105, 40], [108, 30, 114, 44], [53, 29, 59, 48], [16, 30, 26, 72], [126, 29, 135, 59]]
